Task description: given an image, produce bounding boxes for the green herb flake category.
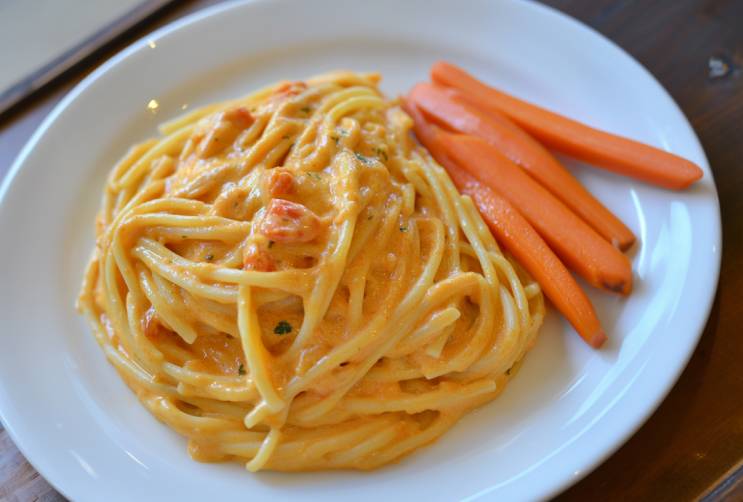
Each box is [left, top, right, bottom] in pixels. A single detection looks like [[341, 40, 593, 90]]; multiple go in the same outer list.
[[274, 320, 293, 335], [338, 128, 348, 137], [205, 254, 214, 261], [181, 235, 187, 239], [238, 363, 246, 375], [399, 225, 408, 232], [299, 106, 311, 114], [331, 135, 340, 145], [354, 152, 373, 165], [375, 147, 388, 162], [307, 172, 322, 180]]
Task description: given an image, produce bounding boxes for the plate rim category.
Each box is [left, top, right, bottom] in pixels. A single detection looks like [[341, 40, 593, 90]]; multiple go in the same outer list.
[[0, 0, 722, 500]]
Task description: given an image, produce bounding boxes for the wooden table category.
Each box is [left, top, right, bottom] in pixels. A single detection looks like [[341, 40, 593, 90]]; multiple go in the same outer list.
[[1, 1, 741, 500]]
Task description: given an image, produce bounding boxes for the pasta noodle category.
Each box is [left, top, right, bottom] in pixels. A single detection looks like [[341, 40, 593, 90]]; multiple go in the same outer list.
[[77, 71, 545, 471]]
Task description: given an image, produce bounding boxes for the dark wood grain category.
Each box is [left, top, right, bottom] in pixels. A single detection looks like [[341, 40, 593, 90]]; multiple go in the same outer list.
[[701, 459, 743, 501], [1, 1, 741, 500], [0, 423, 65, 502]]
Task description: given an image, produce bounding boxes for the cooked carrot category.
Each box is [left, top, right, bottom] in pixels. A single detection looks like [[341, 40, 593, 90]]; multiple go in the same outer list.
[[431, 61, 703, 190], [428, 125, 633, 295], [409, 82, 636, 250], [403, 100, 606, 348], [458, 175, 607, 348]]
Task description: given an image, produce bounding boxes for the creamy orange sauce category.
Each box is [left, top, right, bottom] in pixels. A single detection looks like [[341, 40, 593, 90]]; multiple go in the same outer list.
[[79, 72, 544, 472]]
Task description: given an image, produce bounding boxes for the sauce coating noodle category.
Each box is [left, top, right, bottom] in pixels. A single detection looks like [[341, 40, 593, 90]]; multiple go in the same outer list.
[[77, 72, 544, 471]]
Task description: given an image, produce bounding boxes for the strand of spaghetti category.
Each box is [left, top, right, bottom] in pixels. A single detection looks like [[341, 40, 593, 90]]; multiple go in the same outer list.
[[133, 244, 238, 303], [342, 222, 397, 332], [363, 413, 458, 469], [412, 157, 462, 274], [144, 397, 243, 437], [175, 382, 255, 402], [317, 86, 379, 115], [128, 197, 211, 216], [107, 140, 158, 203], [102, 248, 140, 361], [426, 325, 464, 367], [178, 397, 252, 420], [290, 224, 427, 421], [467, 285, 524, 376], [179, 293, 239, 337], [399, 163, 463, 359], [115, 125, 193, 189], [327, 95, 386, 123], [248, 219, 426, 425], [293, 260, 475, 426], [401, 166, 435, 201], [363, 359, 426, 382], [139, 268, 198, 343], [159, 81, 281, 135], [420, 156, 499, 288], [345, 193, 402, 271], [328, 426, 399, 466], [307, 71, 381, 88], [237, 284, 284, 414], [207, 267, 312, 291], [171, 163, 240, 200], [102, 346, 179, 397], [219, 419, 388, 463], [246, 230, 415, 426], [416, 276, 494, 379], [388, 307, 461, 358], [418, 162, 510, 361], [135, 238, 313, 292], [292, 153, 360, 348], [125, 213, 251, 241], [345, 267, 368, 332], [162, 362, 252, 387], [235, 113, 271, 151], [343, 379, 497, 415], [488, 250, 531, 330], [300, 93, 384, 171], [77, 71, 545, 471], [124, 285, 164, 371], [246, 428, 281, 472], [299, 420, 393, 460]]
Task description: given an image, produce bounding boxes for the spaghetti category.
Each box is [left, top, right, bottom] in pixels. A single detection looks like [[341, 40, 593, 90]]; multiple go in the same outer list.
[[77, 71, 545, 471]]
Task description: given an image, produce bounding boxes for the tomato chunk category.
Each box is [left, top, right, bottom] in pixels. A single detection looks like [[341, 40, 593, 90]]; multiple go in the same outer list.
[[266, 169, 297, 197], [143, 307, 164, 339], [243, 243, 276, 271], [273, 81, 308, 98], [198, 107, 255, 158], [259, 199, 321, 243], [223, 106, 255, 129]]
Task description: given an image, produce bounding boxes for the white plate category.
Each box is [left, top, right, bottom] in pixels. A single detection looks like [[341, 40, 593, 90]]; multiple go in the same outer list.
[[0, 0, 721, 500]]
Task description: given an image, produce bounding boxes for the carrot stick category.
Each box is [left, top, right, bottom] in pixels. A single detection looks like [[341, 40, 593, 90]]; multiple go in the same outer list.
[[410, 104, 633, 295], [404, 100, 606, 348], [439, 130, 632, 294], [409, 82, 636, 250], [431, 61, 703, 190]]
